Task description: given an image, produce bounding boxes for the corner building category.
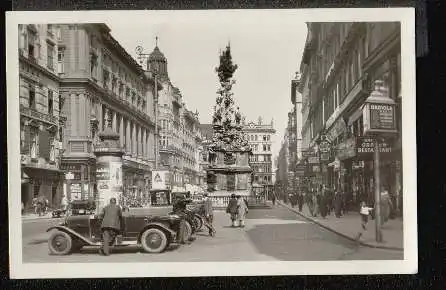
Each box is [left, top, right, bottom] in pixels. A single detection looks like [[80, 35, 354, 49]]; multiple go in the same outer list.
[[299, 22, 402, 213], [147, 45, 202, 192], [19, 24, 64, 210], [244, 118, 276, 186], [57, 24, 158, 202]]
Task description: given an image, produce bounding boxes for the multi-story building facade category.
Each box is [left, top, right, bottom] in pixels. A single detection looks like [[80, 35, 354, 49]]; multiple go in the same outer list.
[[19, 24, 64, 210], [57, 23, 159, 202], [244, 117, 276, 186], [299, 22, 402, 212], [275, 129, 290, 199], [146, 44, 202, 192]]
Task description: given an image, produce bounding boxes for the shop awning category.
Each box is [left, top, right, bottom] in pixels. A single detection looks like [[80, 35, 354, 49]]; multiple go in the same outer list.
[[21, 171, 30, 184]]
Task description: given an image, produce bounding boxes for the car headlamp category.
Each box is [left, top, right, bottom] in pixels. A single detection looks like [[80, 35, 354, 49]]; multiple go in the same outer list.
[[169, 214, 180, 219]]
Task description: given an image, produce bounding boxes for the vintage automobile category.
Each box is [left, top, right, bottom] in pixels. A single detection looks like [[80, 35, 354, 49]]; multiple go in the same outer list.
[[47, 210, 182, 255]]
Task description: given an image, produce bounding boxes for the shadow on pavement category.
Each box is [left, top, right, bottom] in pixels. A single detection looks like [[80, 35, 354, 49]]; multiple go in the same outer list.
[[245, 223, 360, 261]]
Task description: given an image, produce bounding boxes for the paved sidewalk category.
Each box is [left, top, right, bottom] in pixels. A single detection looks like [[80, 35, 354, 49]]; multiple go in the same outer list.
[[22, 212, 55, 221], [278, 201, 404, 251]]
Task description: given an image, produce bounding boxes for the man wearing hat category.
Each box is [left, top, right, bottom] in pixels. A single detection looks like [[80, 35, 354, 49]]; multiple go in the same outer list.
[[98, 197, 123, 256], [203, 193, 215, 236]]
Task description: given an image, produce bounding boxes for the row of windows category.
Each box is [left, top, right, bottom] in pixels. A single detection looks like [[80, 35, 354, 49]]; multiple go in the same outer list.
[[25, 84, 58, 117], [249, 154, 272, 162], [247, 134, 271, 142], [254, 175, 272, 183], [252, 165, 272, 173], [249, 144, 272, 152]]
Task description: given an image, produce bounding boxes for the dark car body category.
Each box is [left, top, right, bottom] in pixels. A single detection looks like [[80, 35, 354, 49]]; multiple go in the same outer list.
[[47, 210, 183, 255]]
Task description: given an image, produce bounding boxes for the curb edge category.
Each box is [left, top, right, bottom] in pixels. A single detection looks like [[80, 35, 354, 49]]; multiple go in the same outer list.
[[278, 201, 404, 252]]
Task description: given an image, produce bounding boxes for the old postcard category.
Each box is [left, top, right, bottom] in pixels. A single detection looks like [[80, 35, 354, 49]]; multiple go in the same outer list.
[[6, 8, 417, 278]]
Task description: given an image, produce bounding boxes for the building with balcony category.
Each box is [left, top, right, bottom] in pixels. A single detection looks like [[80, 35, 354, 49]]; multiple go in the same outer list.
[[243, 117, 276, 187], [298, 22, 402, 212], [56, 23, 160, 202], [19, 24, 64, 210], [146, 44, 202, 192]]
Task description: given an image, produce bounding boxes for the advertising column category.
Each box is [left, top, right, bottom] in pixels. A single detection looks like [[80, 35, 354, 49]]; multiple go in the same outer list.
[[94, 116, 124, 213]]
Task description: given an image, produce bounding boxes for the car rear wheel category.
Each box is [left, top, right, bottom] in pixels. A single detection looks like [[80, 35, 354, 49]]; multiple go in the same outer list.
[[141, 228, 168, 253], [48, 230, 72, 255], [184, 220, 193, 241]]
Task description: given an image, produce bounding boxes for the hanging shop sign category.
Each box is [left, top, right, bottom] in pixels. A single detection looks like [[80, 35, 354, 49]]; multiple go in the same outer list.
[[362, 80, 398, 135], [318, 136, 331, 153], [356, 137, 393, 156], [363, 103, 397, 134], [337, 137, 357, 160], [151, 170, 170, 190]]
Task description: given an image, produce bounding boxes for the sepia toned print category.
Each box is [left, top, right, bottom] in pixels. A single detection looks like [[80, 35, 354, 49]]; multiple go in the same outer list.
[[7, 9, 417, 278]]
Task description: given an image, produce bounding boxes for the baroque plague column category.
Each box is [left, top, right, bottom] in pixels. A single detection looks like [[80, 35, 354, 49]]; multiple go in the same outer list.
[[206, 44, 253, 208]]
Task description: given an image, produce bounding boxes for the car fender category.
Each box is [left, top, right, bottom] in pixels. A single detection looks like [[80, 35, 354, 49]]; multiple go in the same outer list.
[[139, 222, 177, 242], [47, 225, 95, 246]]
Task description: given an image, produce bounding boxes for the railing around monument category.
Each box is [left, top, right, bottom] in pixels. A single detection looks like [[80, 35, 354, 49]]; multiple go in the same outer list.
[[209, 195, 267, 208]]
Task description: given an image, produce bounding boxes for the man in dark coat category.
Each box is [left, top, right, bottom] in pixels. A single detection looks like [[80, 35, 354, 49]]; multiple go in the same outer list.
[[203, 193, 216, 236], [297, 193, 304, 212], [334, 191, 343, 218], [98, 197, 123, 256], [172, 194, 192, 244], [226, 194, 239, 227]]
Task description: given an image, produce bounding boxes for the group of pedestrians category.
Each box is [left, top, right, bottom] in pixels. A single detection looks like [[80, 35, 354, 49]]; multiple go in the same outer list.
[[31, 196, 49, 216], [226, 194, 248, 228]]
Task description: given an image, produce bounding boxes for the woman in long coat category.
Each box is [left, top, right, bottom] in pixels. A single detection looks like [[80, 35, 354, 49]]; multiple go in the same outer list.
[[380, 189, 393, 225], [226, 194, 239, 227], [236, 195, 248, 228]]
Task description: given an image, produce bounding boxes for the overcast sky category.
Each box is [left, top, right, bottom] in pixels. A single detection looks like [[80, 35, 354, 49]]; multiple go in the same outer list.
[[107, 13, 307, 164]]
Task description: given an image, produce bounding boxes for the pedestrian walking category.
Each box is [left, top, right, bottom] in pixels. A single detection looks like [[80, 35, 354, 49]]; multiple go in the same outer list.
[[297, 193, 304, 212], [320, 192, 328, 219], [203, 193, 216, 236], [32, 197, 38, 214], [272, 194, 276, 206], [334, 190, 343, 218], [226, 194, 239, 227], [312, 193, 319, 217], [379, 187, 393, 226], [236, 195, 248, 228], [98, 197, 123, 256], [355, 201, 374, 244]]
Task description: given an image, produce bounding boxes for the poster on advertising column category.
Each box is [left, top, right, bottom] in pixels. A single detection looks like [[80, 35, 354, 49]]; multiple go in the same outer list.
[[109, 162, 123, 193], [96, 161, 111, 202]]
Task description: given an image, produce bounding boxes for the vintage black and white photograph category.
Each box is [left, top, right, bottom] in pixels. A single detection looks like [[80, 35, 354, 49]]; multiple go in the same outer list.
[[6, 9, 417, 278]]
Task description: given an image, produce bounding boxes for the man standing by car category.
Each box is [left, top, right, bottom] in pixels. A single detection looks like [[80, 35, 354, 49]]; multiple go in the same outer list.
[[98, 197, 123, 256], [173, 194, 191, 244], [203, 193, 215, 236]]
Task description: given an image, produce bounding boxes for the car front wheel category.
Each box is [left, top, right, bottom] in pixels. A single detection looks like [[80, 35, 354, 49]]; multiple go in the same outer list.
[[48, 230, 73, 255], [140, 228, 168, 253]]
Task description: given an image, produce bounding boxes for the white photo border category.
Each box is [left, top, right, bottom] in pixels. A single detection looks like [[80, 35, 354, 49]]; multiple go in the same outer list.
[[6, 8, 417, 278]]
